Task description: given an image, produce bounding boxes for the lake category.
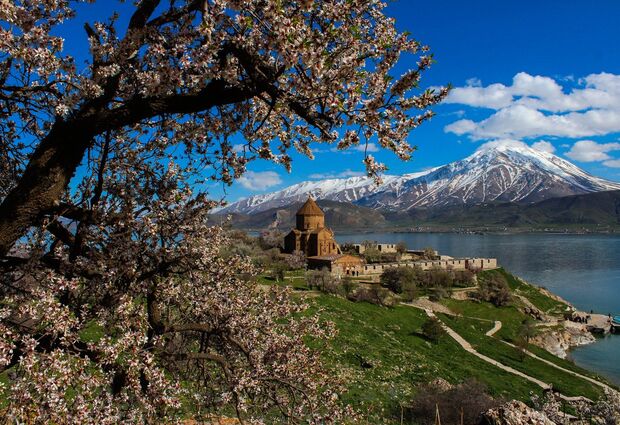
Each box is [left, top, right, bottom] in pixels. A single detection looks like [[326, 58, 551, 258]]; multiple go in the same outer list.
[[336, 232, 620, 385]]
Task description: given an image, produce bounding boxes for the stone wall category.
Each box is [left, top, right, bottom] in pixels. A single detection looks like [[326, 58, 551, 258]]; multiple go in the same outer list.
[[360, 258, 498, 275]]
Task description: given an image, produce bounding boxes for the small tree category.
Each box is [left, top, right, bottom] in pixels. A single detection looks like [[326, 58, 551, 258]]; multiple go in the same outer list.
[[380, 266, 421, 294], [396, 241, 408, 254], [518, 319, 537, 344], [423, 247, 437, 260], [401, 280, 419, 302], [306, 268, 340, 295], [515, 319, 536, 361], [341, 277, 358, 298], [259, 229, 284, 250], [285, 250, 307, 270], [271, 262, 288, 282], [363, 246, 382, 263], [407, 380, 501, 425], [477, 274, 512, 307], [421, 317, 446, 342]]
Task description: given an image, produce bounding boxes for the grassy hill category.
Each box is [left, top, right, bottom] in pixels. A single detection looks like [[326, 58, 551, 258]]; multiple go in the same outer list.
[[276, 268, 617, 423]]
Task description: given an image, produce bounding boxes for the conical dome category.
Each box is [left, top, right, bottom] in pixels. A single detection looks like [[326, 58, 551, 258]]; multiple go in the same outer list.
[[296, 197, 324, 216]]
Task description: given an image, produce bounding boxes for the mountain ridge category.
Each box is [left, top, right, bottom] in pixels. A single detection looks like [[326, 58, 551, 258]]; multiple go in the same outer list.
[[221, 142, 620, 215], [217, 190, 620, 231]]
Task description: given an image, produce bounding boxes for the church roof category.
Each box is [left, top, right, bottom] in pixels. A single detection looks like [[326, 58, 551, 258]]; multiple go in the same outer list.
[[296, 197, 324, 216]]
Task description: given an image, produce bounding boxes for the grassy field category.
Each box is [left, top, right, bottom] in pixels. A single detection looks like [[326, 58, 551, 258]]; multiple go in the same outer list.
[[306, 294, 544, 423], [438, 314, 605, 400], [288, 267, 617, 423]]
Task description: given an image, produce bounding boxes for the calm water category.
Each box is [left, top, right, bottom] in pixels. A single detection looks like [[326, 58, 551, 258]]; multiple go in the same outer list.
[[336, 232, 620, 385]]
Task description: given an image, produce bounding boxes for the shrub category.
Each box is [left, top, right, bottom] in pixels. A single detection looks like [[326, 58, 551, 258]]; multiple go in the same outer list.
[[401, 280, 418, 302], [396, 241, 408, 254], [477, 274, 512, 307], [258, 229, 284, 250], [341, 277, 358, 297], [270, 262, 288, 282], [421, 317, 446, 342], [306, 268, 341, 295], [380, 266, 421, 294], [428, 286, 449, 302], [284, 250, 307, 270], [350, 285, 396, 307], [406, 380, 501, 425]]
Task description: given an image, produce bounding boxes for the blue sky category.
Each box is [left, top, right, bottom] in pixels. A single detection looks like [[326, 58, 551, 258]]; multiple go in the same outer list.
[[60, 1, 620, 201]]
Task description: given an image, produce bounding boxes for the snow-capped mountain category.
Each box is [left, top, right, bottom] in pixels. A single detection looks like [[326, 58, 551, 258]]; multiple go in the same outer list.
[[221, 143, 620, 214]]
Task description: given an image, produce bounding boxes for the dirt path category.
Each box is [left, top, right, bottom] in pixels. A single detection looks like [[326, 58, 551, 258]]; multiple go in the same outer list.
[[416, 307, 615, 403], [485, 320, 502, 337], [423, 309, 552, 391], [501, 340, 614, 392]]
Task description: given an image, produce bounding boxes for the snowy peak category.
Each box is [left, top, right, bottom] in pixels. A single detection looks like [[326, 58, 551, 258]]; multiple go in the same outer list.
[[221, 144, 620, 214]]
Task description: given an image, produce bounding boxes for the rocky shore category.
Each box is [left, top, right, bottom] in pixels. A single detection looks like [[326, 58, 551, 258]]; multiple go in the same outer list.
[[532, 323, 596, 359]]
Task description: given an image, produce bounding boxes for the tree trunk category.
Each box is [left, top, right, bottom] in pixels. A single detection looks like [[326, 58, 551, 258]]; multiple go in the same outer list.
[[0, 120, 95, 256]]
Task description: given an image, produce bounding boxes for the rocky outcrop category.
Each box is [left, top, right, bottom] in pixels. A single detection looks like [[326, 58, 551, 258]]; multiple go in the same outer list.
[[479, 400, 555, 425], [532, 323, 596, 359]]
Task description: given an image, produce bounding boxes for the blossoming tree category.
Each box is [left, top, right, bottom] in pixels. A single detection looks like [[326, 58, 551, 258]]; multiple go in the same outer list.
[[0, 0, 446, 422]]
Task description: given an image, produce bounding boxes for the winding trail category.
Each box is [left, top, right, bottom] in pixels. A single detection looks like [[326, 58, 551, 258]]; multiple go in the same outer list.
[[501, 340, 614, 392], [485, 320, 502, 337], [418, 308, 615, 402], [423, 309, 552, 391]]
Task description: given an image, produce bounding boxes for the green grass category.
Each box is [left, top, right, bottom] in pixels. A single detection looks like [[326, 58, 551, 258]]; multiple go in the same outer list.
[[263, 266, 613, 422], [439, 314, 604, 401], [479, 269, 567, 314], [442, 297, 527, 341], [306, 294, 544, 423]]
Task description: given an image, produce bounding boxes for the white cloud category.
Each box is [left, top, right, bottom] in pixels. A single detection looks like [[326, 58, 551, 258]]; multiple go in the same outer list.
[[603, 159, 620, 168], [445, 71, 620, 113], [465, 77, 482, 87], [446, 105, 620, 140], [352, 143, 379, 153], [237, 171, 282, 191], [531, 140, 556, 153], [565, 140, 620, 162], [444, 82, 512, 109], [308, 169, 365, 179], [444, 119, 477, 135], [330, 142, 380, 154], [444, 72, 620, 141]]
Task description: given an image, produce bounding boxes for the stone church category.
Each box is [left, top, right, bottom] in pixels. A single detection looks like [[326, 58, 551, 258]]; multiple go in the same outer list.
[[283, 197, 340, 257]]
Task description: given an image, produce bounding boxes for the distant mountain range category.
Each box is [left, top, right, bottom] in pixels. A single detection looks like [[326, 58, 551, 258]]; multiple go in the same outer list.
[[220, 143, 620, 215], [217, 191, 620, 231]]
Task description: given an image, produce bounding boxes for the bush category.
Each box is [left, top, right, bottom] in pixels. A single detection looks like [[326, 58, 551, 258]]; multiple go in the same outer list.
[[350, 285, 396, 307], [396, 241, 408, 254], [401, 280, 418, 302], [306, 268, 341, 295], [428, 286, 449, 302], [477, 274, 512, 307], [421, 317, 446, 342], [284, 250, 306, 270], [380, 266, 421, 294], [453, 269, 475, 287], [406, 380, 501, 425], [258, 229, 284, 250], [341, 277, 358, 297], [270, 262, 288, 282]]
